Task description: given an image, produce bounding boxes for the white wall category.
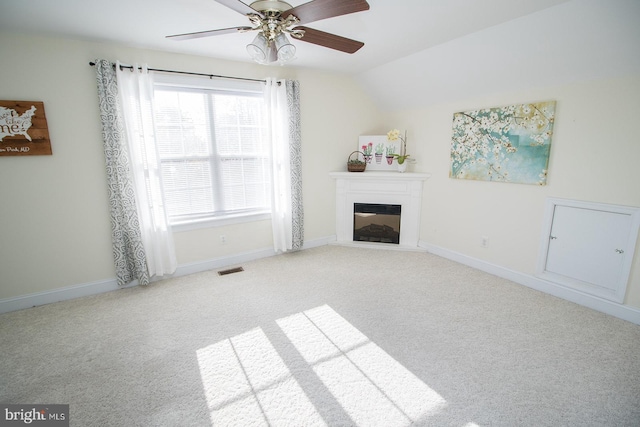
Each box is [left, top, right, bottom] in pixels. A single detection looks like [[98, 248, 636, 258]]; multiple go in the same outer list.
[[0, 33, 382, 301], [387, 74, 640, 308]]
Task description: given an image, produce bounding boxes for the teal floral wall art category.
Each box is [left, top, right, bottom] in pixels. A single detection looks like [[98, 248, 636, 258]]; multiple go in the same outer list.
[[450, 100, 556, 185]]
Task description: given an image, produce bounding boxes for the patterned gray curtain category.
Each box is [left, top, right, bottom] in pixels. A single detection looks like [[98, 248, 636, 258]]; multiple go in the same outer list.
[[94, 59, 150, 286], [286, 80, 304, 250]]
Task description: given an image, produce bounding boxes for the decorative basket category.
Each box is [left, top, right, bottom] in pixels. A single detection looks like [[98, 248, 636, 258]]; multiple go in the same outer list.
[[347, 151, 367, 172]]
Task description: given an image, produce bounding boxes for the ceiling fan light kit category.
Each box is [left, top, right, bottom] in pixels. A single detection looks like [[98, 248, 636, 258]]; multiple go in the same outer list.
[[246, 32, 269, 63], [168, 0, 370, 65], [247, 32, 295, 64], [274, 32, 296, 62]]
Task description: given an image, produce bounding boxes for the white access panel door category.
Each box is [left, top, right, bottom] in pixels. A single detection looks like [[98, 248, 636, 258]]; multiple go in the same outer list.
[[537, 198, 640, 303], [546, 206, 629, 288]]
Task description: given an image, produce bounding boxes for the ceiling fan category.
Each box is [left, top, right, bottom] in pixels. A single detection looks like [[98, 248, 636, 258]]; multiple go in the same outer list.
[[167, 0, 370, 64]]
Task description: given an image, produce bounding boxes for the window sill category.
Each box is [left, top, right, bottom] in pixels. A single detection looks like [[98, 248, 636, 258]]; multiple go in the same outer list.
[[171, 211, 272, 233]]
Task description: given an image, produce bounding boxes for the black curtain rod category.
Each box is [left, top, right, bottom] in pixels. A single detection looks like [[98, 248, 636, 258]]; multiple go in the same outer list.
[[88, 61, 267, 84]]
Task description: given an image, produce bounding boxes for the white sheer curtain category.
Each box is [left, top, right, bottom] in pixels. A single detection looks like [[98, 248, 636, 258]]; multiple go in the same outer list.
[[116, 62, 177, 277], [265, 78, 304, 252]]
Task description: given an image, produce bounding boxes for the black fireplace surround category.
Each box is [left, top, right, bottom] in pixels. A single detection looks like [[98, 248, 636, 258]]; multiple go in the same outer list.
[[353, 203, 401, 244]]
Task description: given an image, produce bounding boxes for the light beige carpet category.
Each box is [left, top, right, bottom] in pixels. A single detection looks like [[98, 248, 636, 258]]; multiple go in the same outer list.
[[1, 245, 639, 426]]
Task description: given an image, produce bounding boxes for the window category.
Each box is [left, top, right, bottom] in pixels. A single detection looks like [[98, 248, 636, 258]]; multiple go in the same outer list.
[[152, 76, 270, 227]]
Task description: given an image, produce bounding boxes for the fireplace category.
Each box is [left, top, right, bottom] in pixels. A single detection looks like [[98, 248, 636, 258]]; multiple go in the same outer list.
[[354, 203, 401, 244], [330, 171, 430, 249]]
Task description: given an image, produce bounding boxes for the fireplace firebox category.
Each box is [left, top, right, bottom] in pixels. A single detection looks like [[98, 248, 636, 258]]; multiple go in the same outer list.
[[353, 203, 401, 244]]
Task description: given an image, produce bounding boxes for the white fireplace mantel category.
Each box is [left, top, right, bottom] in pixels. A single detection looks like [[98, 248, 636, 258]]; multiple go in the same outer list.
[[329, 171, 431, 250]]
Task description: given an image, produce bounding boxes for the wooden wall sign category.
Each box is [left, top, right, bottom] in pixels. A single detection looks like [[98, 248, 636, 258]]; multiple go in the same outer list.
[[0, 100, 52, 156]]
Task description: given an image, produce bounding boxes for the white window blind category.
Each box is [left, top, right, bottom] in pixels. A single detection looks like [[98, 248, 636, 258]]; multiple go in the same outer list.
[[153, 79, 270, 224]]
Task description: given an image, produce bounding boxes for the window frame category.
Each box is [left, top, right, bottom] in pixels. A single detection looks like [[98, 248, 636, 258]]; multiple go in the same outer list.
[[152, 74, 271, 230]]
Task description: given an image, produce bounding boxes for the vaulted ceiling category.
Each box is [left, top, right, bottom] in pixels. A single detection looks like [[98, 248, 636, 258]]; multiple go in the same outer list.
[[2, 0, 569, 74], [2, 0, 639, 109]]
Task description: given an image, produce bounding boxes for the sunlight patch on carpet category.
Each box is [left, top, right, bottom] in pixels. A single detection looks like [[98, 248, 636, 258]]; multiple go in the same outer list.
[[197, 305, 447, 426], [277, 305, 447, 426], [196, 328, 325, 426]]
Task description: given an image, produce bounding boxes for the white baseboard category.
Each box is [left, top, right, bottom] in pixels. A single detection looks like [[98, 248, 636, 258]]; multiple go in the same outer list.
[[173, 247, 276, 278], [303, 235, 337, 249], [0, 237, 333, 315], [0, 278, 128, 314], [173, 236, 333, 278], [7, 236, 636, 325], [419, 241, 640, 326]]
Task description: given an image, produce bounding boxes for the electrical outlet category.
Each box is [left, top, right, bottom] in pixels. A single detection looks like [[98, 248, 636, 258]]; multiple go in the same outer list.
[[481, 236, 489, 248], [220, 235, 227, 245]]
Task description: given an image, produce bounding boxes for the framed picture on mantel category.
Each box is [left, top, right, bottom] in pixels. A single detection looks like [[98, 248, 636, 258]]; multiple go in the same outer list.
[[0, 100, 52, 156], [358, 135, 397, 171]]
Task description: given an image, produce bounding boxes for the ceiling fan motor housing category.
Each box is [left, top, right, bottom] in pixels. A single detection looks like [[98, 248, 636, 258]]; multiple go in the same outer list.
[[250, 0, 293, 13], [247, 1, 300, 42]]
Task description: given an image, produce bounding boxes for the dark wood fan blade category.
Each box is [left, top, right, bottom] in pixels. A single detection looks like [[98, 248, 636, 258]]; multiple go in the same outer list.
[[214, 0, 258, 16], [282, 0, 369, 25], [294, 26, 364, 53], [166, 27, 253, 40]]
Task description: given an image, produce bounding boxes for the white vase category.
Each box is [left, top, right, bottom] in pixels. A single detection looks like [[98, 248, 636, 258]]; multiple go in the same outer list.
[[397, 161, 407, 173]]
